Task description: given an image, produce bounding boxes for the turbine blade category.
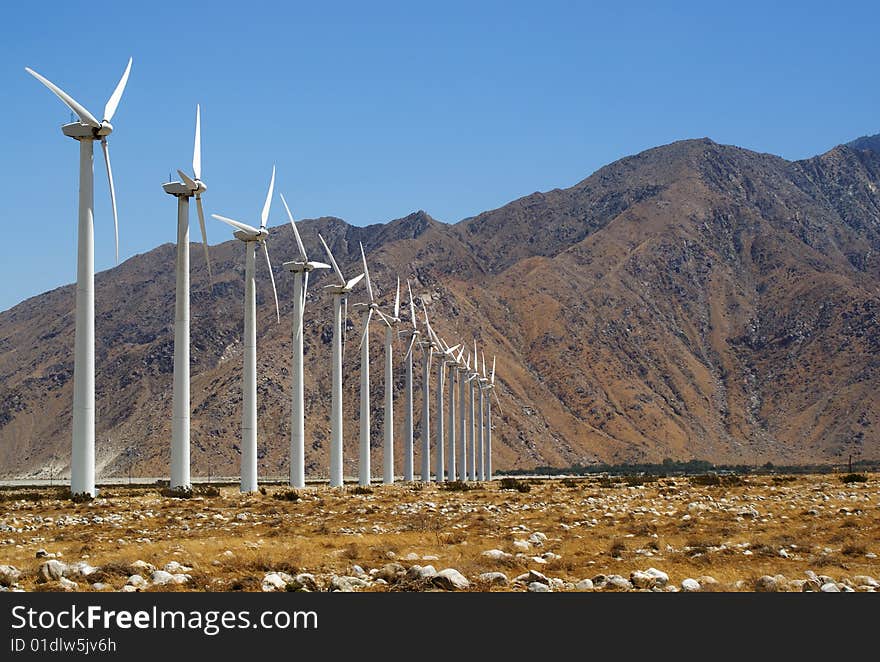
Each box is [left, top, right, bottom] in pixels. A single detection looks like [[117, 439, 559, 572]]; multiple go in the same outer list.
[[407, 279, 417, 327], [103, 57, 132, 122], [394, 276, 400, 319], [302, 270, 309, 310], [491, 355, 496, 384], [195, 196, 213, 288], [100, 139, 120, 264], [376, 308, 393, 328], [359, 242, 374, 302], [342, 296, 348, 359], [177, 169, 198, 190], [404, 334, 417, 360], [482, 351, 487, 377], [280, 193, 308, 260], [345, 273, 365, 291], [193, 104, 201, 181], [262, 241, 280, 323], [25, 67, 100, 128], [358, 308, 373, 351], [493, 388, 503, 413], [318, 234, 345, 285], [212, 214, 260, 235], [307, 261, 330, 270], [261, 165, 275, 229]]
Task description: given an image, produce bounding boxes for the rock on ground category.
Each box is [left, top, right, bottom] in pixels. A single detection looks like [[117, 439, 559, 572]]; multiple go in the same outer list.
[[528, 582, 551, 592], [681, 578, 701, 592], [37, 560, 67, 583], [0, 565, 21, 587], [433, 568, 470, 591], [478, 572, 509, 586]]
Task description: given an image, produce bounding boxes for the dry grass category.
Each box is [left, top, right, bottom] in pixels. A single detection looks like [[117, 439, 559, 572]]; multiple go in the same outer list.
[[0, 474, 877, 591]]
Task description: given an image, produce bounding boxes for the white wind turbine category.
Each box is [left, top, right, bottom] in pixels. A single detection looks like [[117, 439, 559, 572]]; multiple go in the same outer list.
[[423, 307, 460, 482], [211, 166, 281, 493], [162, 105, 213, 491], [400, 281, 421, 481], [353, 243, 388, 486], [319, 234, 364, 487], [446, 346, 465, 481], [381, 278, 401, 484], [280, 195, 330, 488], [477, 351, 488, 481], [455, 349, 469, 480], [26, 58, 133, 497], [482, 355, 501, 480], [467, 343, 480, 481], [417, 304, 434, 482]]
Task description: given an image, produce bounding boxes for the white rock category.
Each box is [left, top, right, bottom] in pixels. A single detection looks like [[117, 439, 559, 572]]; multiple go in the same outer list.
[[530, 556, 547, 564], [574, 578, 594, 591], [130, 560, 155, 574], [820, 582, 841, 593], [126, 574, 147, 587], [58, 577, 78, 591], [37, 559, 67, 582], [481, 549, 513, 561], [478, 572, 509, 586], [527, 581, 551, 592], [91, 582, 113, 591], [163, 561, 192, 574], [402, 552, 420, 561], [755, 575, 778, 592], [422, 555, 439, 561], [528, 532, 547, 546], [0, 565, 21, 587], [406, 565, 438, 581], [120, 585, 138, 593], [646, 567, 669, 587], [170, 573, 190, 585], [548, 578, 565, 589], [67, 561, 97, 578], [630, 570, 654, 589], [150, 570, 174, 586], [606, 575, 632, 591], [433, 568, 470, 591], [291, 574, 318, 592], [681, 578, 701, 592], [852, 575, 879, 588], [512, 540, 531, 551]]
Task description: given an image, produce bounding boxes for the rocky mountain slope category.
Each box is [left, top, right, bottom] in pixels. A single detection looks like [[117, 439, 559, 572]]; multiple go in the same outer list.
[[2, 135, 879, 479]]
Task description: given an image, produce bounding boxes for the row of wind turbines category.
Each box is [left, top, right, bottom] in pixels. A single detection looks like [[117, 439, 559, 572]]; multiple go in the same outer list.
[[25, 58, 502, 495]]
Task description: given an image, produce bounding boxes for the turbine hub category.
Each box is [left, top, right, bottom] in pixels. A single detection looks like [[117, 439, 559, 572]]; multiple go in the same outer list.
[[97, 121, 113, 136]]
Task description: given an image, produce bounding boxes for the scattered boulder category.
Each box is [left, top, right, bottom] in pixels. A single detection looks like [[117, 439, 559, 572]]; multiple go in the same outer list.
[[478, 572, 509, 586], [681, 578, 701, 592], [0, 565, 21, 587], [330, 575, 370, 592], [376, 562, 406, 583], [481, 549, 513, 561], [645, 568, 669, 587], [512, 540, 531, 551], [574, 578, 594, 591], [67, 561, 98, 579], [410, 565, 439, 581], [126, 574, 146, 588], [606, 575, 632, 591], [527, 582, 551, 592], [130, 560, 155, 574], [433, 568, 470, 591], [37, 560, 67, 583], [291, 573, 319, 592], [58, 577, 78, 591], [91, 582, 113, 591], [163, 561, 192, 574], [35, 549, 49, 558], [150, 570, 174, 586], [755, 575, 779, 592], [852, 575, 879, 589], [820, 582, 841, 593]]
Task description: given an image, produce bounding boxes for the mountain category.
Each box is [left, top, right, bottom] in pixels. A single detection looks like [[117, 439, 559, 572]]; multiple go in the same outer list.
[[2, 135, 880, 479]]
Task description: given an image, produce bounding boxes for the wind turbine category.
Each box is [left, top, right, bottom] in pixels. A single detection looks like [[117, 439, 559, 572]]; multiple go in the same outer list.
[[26, 58, 133, 497], [280, 195, 330, 488], [381, 278, 401, 484], [417, 304, 434, 482], [319, 234, 364, 487], [455, 350, 469, 480], [482, 355, 500, 480], [162, 105, 213, 492], [353, 243, 385, 486], [477, 351, 488, 481], [401, 281, 420, 481], [467, 344, 479, 481], [446, 346, 464, 481], [423, 307, 460, 483], [211, 166, 281, 493]]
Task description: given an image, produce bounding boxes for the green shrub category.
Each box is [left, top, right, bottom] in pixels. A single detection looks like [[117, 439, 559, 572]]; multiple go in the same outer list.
[[273, 489, 301, 502], [499, 477, 530, 493], [840, 473, 868, 484]]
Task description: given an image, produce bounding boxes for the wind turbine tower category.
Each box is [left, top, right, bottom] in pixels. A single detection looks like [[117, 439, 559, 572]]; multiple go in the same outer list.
[[162, 105, 213, 491], [26, 58, 132, 497], [280, 195, 330, 488], [211, 167, 281, 493]]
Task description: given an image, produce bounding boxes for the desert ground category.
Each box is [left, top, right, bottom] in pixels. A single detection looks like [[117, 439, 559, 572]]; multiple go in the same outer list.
[[0, 473, 878, 593]]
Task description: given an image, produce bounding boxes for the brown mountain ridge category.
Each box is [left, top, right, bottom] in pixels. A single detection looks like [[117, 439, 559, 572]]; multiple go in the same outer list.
[[2, 136, 879, 479]]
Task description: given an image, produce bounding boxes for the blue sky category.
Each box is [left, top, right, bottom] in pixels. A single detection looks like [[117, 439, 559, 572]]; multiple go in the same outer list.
[[1, 0, 878, 311]]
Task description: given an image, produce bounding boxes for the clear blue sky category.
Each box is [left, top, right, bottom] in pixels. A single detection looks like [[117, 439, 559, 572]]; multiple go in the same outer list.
[[1, 0, 877, 311]]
